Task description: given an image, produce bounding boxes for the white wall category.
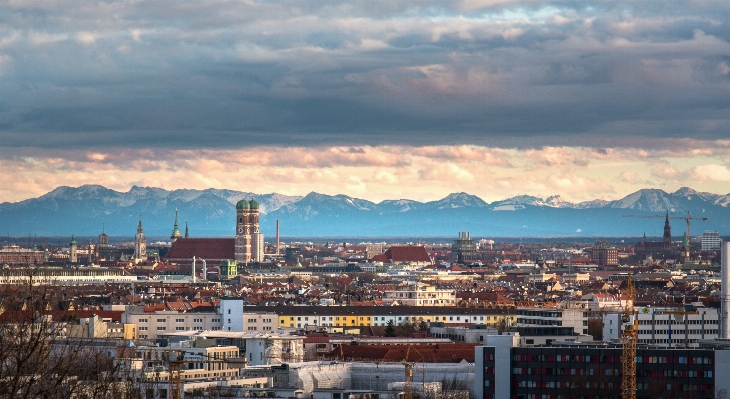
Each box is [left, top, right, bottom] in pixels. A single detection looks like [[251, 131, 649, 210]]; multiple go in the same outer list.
[[220, 298, 244, 332]]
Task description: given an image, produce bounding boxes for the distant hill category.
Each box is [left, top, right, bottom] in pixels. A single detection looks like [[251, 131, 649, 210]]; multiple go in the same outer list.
[[0, 185, 728, 238]]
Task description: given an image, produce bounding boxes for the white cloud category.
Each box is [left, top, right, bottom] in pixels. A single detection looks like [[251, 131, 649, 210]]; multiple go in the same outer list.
[[691, 164, 730, 182]]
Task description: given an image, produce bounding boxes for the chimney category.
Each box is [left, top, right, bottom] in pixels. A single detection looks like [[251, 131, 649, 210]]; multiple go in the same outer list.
[[722, 241, 730, 339]]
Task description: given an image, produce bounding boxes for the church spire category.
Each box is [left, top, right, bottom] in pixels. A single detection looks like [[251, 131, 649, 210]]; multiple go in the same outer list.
[[137, 216, 144, 234], [663, 212, 672, 250], [185, 221, 189, 238], [170, 208, 182, 242]]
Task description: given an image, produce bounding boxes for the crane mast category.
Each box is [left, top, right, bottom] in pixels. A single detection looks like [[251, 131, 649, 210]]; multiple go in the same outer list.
[[621, 276, 637, 399]]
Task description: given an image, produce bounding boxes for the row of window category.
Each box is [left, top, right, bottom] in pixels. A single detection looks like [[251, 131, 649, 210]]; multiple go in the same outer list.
[[637, 329, 718, 335], [513, 367, 621, 376], [638, 319, 717, 325], [514, 354, 620, 363], [138, 318, 216, 323]]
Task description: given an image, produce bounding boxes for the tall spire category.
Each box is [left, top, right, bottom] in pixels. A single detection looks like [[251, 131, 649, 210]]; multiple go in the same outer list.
[[663, 212, 672, 249], [185, 221, 189, 238], [170, 208, 182, 242], [137, 216, 144, 234]]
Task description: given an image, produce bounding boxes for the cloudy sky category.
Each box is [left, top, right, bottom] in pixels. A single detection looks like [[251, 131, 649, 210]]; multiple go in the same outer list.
[[1, 1, 729, 204]]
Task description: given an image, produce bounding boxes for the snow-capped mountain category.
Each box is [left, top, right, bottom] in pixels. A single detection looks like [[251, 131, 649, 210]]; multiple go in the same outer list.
[[0, 185, 728, 237]]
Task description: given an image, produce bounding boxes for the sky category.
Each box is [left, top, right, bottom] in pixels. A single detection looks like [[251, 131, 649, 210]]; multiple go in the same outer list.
[[1, 1, 729, 204]]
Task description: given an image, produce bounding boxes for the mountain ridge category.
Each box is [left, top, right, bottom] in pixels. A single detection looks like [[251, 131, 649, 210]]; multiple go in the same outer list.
[[1, 185, 728, 237]]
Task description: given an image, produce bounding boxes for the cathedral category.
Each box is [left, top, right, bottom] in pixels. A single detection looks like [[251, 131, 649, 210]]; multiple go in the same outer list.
[[164, 200, 264, 266]]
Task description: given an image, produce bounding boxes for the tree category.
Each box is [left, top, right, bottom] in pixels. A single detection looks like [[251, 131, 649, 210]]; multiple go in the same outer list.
[[496, 317, 509, 334], [397, 319, 417, 336], [384, 319, 397, 337], [0, 277, 143, 399]]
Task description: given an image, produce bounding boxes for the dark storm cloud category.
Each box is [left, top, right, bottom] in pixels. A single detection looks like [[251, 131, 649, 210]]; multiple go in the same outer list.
[[0, 0, 729, 149]]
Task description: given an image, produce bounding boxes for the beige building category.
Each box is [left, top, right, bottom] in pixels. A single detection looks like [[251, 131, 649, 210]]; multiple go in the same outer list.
[[382, 282, 456, 306], [123, 307, 278, 340]]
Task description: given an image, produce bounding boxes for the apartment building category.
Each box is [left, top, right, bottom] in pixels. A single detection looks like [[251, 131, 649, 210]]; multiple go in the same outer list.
[[516, 306, 590, 335], [256, 306, 518, 332], [382, 282, 456, 306], [124, 302, 279, 340], [602, 306, 719, 346], [135, 345, 243, 381]]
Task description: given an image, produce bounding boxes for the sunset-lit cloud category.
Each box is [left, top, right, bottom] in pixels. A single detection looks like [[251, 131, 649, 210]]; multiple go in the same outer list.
[[1, 142, 729, 205]]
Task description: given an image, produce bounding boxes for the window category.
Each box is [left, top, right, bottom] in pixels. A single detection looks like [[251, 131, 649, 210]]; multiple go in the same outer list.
[[139, 319, 148, 323], [157, 319, 165, 323], [176, 319, 184, 323], [228, 309, 231, 314], [157, 327, 166, 331], [176, 327, 185, 331], [139, 327, 148, 331]]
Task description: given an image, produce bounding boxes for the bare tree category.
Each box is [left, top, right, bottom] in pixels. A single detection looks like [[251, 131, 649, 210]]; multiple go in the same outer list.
[[0, 277, 142, 399]]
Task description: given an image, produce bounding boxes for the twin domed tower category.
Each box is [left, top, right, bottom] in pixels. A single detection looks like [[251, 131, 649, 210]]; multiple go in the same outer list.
[[234, 199, 264, 263]]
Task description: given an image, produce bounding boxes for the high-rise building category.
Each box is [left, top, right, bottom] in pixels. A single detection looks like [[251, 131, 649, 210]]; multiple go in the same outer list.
[[134, 217, 147, 262], [591, 241, 618, 266], [701, 231, 722, 251], [452, 231, 478, 263]]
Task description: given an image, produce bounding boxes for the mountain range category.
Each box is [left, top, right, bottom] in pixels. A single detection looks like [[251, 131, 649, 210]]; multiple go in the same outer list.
[[1, 185, 728, 238]]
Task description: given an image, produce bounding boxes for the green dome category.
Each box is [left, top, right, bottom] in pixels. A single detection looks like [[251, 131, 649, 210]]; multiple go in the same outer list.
[[69, 235, 77, 246], [249, 199, 259, 209], [236, 199, 250, 210]]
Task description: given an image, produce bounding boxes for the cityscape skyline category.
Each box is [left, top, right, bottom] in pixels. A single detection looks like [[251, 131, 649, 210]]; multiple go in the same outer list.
[[1, 2, 730, 204]]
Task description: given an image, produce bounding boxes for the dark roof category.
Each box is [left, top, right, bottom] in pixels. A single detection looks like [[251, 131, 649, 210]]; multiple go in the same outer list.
[[164, 238, 235, 261]]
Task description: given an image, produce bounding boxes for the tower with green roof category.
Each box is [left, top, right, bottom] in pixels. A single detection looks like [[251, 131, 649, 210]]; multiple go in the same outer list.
[[69, 234, 78, 263], [170, 208, 182, 243]]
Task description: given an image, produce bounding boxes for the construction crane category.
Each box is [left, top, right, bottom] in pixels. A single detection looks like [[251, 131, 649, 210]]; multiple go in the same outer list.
[[623, 211, 708, 241], [621, 276, 637, 399]]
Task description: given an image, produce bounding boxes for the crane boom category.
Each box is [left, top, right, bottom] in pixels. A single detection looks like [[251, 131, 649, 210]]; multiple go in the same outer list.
[[623, 211, 707, 239]]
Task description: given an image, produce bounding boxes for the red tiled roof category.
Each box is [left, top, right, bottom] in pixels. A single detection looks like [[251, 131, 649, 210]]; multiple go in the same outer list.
[[371, 246, 432, 263], [304, 333, 330, 343], [164, 238, 235, 260]]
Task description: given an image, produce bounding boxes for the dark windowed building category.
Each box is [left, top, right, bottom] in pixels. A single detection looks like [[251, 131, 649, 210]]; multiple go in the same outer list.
[[476, 335, 730, 399]]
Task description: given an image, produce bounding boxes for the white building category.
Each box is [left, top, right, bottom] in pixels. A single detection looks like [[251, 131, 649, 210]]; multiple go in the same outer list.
[[516, 305, 589, 335], [382, 282, 456, 306], [700, 231, 722, 251], [221, 298, 245, 331], [123, 303, 277, 340], [602, 306, 719, 346]]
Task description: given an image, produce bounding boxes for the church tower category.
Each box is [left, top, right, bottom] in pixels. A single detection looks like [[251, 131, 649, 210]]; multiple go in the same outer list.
[[135, 217, 147, 262], [234, 199, 264, 263], [663, 212, 672, 250], [69, 235, 78, 263], [170, 208, 182, 243]]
